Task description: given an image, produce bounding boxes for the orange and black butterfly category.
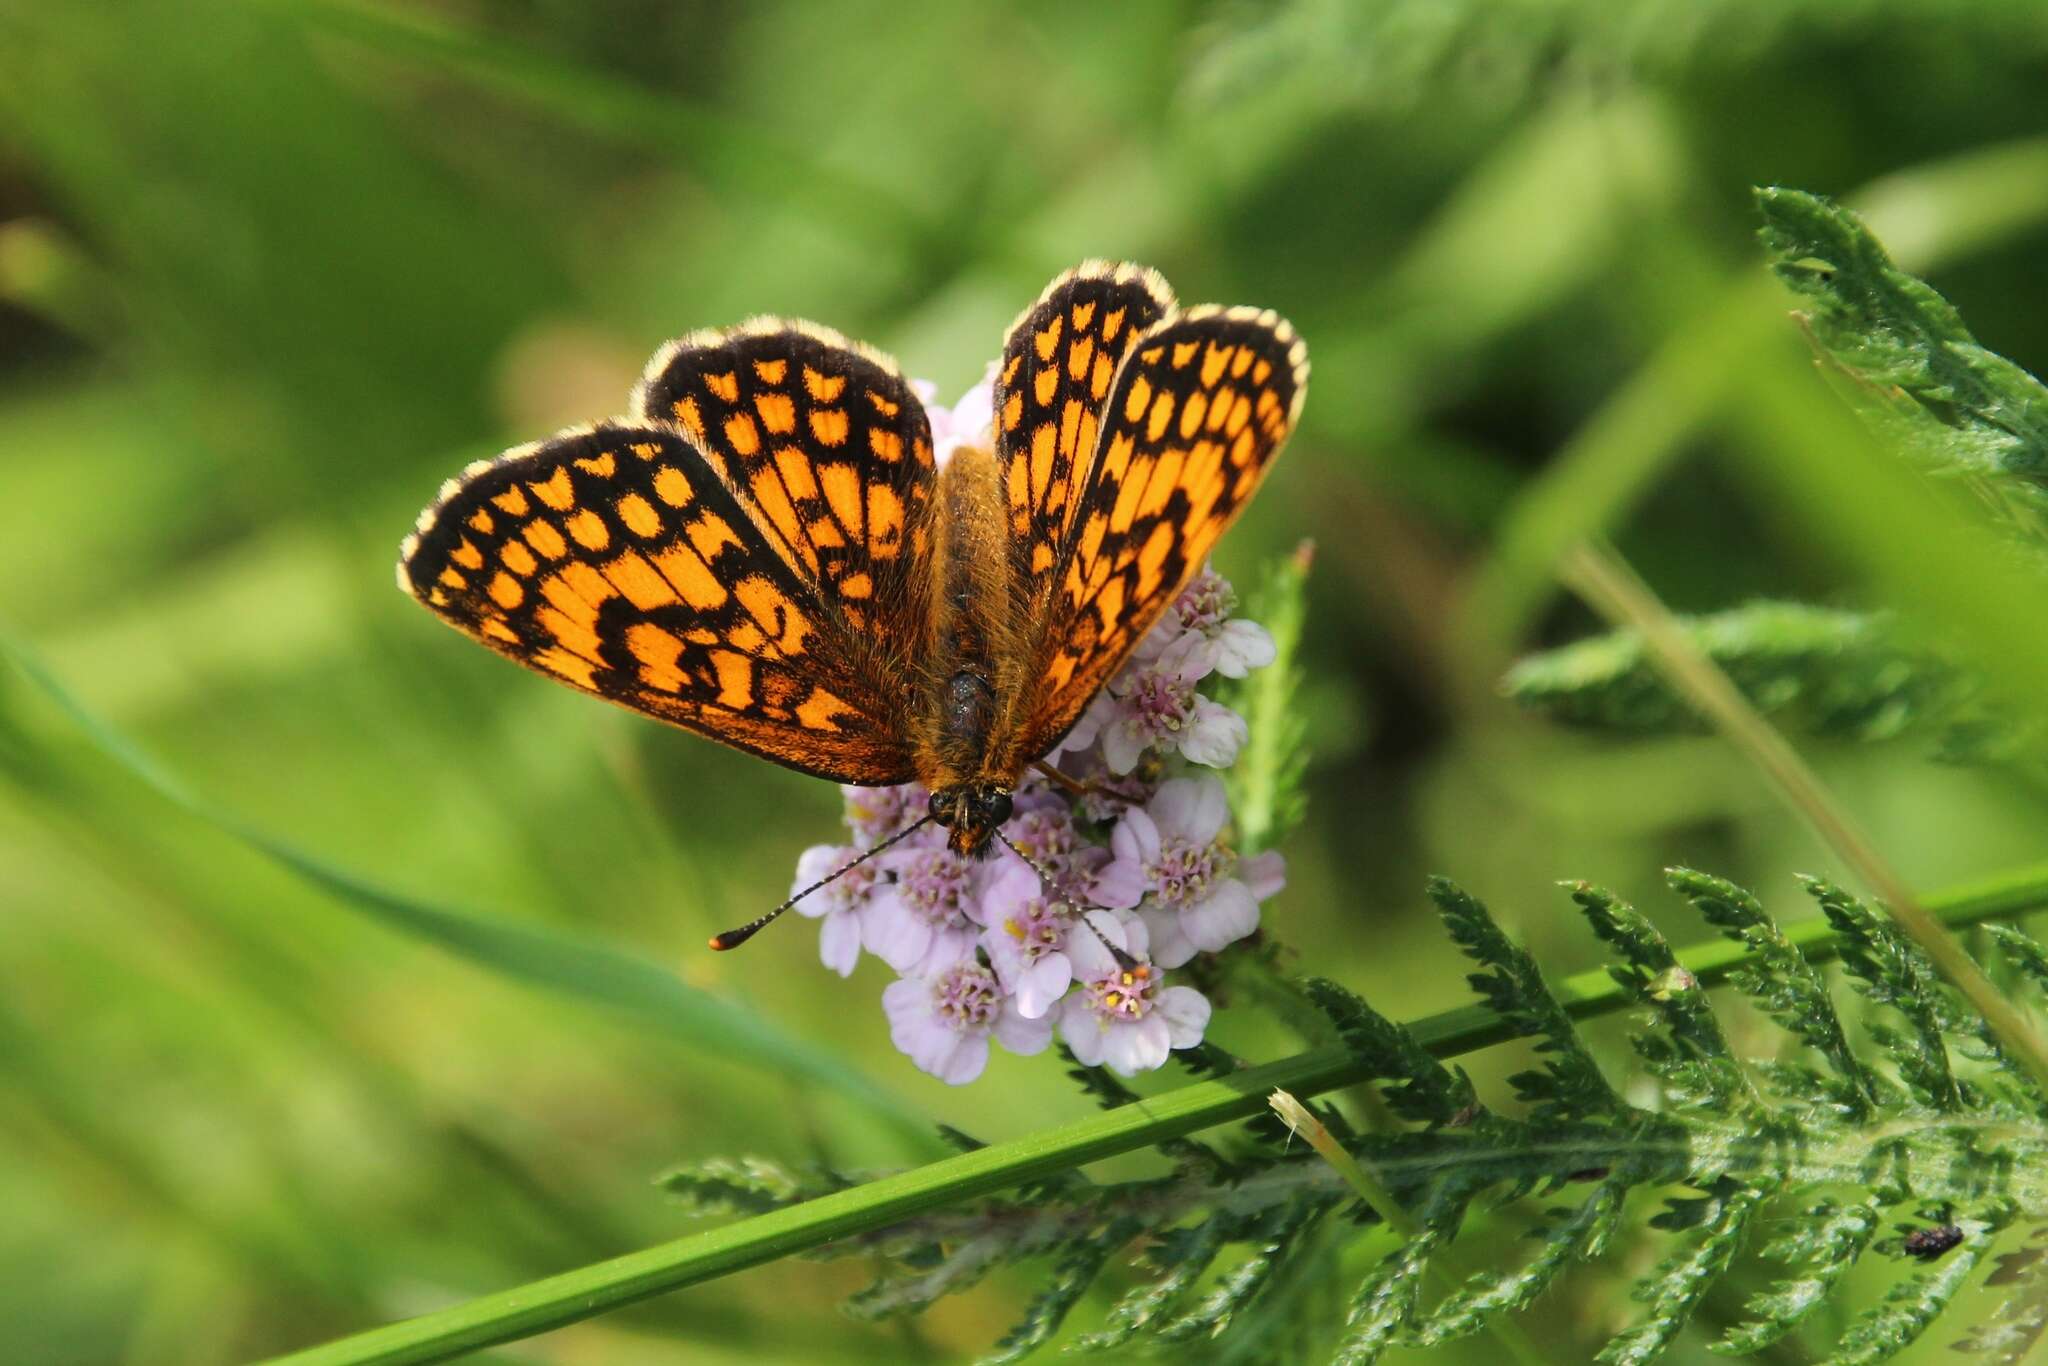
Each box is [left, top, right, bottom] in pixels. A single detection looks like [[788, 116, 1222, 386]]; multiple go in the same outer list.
[[398, 262, 1306, 946]]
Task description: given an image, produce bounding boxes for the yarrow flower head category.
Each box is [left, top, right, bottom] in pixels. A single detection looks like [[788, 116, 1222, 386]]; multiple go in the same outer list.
[[777, 374, 1290, 1085], [1093, 775, 1282, 968]]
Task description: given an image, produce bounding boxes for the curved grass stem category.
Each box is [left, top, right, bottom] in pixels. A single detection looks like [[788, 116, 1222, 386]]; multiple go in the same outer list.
[[1560, 541, 2048, 1099]]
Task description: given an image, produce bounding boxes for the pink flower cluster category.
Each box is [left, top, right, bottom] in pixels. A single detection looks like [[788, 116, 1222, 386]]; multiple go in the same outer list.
[[785, 375, 1286, 1085]]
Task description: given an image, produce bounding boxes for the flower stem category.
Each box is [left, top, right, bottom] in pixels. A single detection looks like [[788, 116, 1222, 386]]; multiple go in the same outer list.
[[1558, 540, 2048, 1100], [265, 859, 2048, 1365]]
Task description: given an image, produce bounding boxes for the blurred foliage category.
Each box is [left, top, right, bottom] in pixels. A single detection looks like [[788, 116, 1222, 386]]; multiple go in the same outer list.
[[4, 0, 2048, 1361], [1503, 601, 2027, 765]]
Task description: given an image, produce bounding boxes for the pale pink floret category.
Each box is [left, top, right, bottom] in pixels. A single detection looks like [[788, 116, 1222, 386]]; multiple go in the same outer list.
[[1092, 776, 1273, 968], [916, 365, 998, 468], [1058, 912, 1211, 1076], [789, 843, 880, 978], [978, 862, 1077, 1019], [884, 961, 1053, 1085], [841, 782, 928, 849], [862, 844, 981, 977], [987, 792, 1109, 906], [1133, 567, 1276, 680], [1159, 618, 1276, 681], [1067, 665, 1248, 776]]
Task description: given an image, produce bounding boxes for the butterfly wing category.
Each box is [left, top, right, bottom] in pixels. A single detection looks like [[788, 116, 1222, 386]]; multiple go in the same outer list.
[[992, 261, 1176, 617], [1020, 304, 1309, 749], [632, 319, 938, 636], [400, 361, 935, 783]]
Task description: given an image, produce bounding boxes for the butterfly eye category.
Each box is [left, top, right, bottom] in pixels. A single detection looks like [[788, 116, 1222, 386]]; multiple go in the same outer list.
[[983, 791, 1013, 827], [928, 789, 953, 823]]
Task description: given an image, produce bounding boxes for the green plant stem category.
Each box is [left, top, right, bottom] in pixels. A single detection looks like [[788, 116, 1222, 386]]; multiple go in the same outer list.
[[265, 860, 2048, 1366], [1559, 541, 2048, 1100]]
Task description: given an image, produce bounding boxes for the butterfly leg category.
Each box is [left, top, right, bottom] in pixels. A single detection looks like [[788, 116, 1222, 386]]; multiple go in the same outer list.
[[1031, 760, 1148, 806]]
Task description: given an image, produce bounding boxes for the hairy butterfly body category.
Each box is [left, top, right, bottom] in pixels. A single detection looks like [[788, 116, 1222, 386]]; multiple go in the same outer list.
[[398, 262, 1307, 939]]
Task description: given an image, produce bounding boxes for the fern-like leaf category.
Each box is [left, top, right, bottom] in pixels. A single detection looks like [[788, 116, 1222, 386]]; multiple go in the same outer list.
[[656, 1155, 806, 1217], [1953, 1226, 2048, 1364], [708, 876, 2048, 1363], [1714, 1198, 1882, 1354], [1828, 1209, 2010, 1365], [1222, 542, 1315, 855], [1671, 866, 1882, 1115], [1303, 975, 1479, 1126], [1572, 882, 1753, 1113], [1154, 1195, 1336, 1343], [1412, 1175, 1628, 1345], [1431, 876, 1622, 1120], [1503, 602, 2016, 761], [1600, 1179, 1768, 1364], [978, 1216, 1140, 1364], [1805, 879, 1966, 1112], [1756, 186, 2048, 503]]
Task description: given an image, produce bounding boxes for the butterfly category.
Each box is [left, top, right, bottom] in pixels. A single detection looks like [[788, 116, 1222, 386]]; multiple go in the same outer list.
[[398, 262, 1306, 946]]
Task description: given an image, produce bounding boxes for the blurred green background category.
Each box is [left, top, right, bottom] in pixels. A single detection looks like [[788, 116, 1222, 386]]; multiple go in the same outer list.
[[4, 2, 2048, 1361]]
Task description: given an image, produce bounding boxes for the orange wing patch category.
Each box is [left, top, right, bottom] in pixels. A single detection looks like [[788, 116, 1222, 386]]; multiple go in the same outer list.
[[993, 261, 1176, 620], [632, 319, 938, 631], [399, 422, 915, 783], [1024, 305, 1308, 746]]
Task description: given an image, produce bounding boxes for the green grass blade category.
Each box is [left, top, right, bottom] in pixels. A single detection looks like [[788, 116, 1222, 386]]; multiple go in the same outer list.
[[0, 628, 923, 1133]]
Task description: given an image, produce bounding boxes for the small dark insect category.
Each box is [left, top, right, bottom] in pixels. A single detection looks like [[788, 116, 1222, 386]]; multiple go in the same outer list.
[[1902, 1223, 1965, 1261]]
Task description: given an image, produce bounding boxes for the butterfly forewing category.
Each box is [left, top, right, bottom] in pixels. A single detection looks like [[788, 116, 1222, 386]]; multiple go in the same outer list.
[[399, 421, 917, 783], [633, 320, 939, 643], [1023, 305, 1309, 747], [994, 262, 1176, 617]]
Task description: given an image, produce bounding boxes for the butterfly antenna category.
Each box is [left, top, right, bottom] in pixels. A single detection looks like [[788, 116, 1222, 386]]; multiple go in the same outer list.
[[708, 816, 934, 951], [993, 828, 1139, 972]]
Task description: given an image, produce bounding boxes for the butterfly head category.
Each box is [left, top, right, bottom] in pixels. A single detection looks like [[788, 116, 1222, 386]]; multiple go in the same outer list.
[[929, 784, 1013, 859]]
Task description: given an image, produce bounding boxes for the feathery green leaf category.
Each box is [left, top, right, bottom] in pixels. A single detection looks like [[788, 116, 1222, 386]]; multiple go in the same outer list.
[[1431, 877, 1621, 1120], [1756, 186, 2048, 505], [1223, 542, 1316, 855], [1503, 602, 2018, 762]]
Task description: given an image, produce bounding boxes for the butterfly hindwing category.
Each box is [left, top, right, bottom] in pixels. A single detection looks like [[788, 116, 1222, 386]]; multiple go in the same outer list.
[[633, 319, 939, 643], [399, 421, 917, 783], [1024, 304, 1309, 746], [993, 261, 1176, 615]]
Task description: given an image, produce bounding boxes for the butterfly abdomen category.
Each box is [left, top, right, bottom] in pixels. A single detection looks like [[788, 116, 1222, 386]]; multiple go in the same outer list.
[[914, 444, 1034, 798]]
